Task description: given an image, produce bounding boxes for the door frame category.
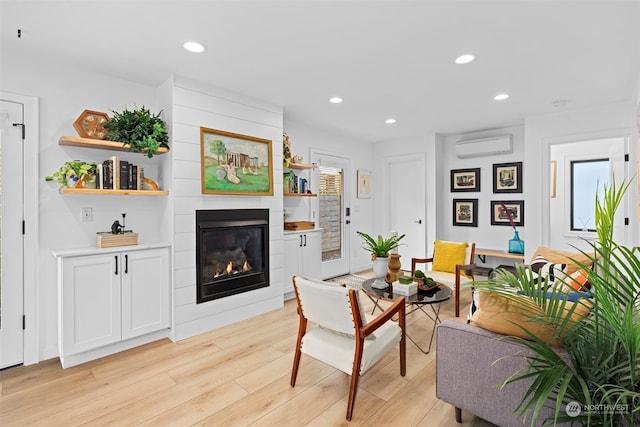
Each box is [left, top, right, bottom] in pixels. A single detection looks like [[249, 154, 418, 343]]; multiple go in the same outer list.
[[310, 149, 351, 279], [542, 129, 635, 250], [0, 91, 39, 365]]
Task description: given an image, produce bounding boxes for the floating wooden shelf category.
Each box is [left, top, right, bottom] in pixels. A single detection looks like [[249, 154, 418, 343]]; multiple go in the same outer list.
[[286, 162, 316, 170], [61, 188, 169, 196], [284, 193, 317, 197], [59, 136, 169, 154]]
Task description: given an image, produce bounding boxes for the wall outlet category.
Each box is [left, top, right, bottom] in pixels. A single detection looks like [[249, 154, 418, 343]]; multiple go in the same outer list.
[[81, 207, 93, 222]]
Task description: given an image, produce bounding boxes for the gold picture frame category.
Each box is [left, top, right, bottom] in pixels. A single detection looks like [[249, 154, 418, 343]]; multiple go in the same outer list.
[[200, 127, 273, 196]]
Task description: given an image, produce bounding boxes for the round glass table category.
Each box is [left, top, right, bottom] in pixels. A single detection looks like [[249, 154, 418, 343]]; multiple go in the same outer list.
[[361, 278, 452, 354]]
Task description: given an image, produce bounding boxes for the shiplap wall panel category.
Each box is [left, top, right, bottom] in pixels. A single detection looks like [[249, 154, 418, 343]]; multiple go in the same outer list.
[[169, 80, 284, 341]]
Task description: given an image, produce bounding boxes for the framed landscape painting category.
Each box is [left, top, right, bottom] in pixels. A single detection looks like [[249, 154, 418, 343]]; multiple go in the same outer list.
[[451, 168, 481, 192], [200, 127, 273, 196], [453, 199, 478, 227]]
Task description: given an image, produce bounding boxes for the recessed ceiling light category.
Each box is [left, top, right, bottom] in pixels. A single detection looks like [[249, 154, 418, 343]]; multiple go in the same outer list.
[[329, 97, 343, 104], [493, 93, 510, 101], [385, 118, 397, 124], [455, 54, 475, 64], [183, 41, 206, 53]]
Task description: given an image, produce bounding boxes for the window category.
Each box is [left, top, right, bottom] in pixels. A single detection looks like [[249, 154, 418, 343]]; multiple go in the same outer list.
[[318, 166, 343, 261], [570, 159, 608, 231]]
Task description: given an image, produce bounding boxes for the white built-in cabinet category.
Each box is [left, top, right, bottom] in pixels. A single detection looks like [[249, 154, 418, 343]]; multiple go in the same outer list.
[[283, 230, 321, 295], [53, 244, 170, 368]]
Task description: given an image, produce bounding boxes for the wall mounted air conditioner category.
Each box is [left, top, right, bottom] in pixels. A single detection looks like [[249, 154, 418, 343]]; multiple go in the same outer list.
[[455, 134, 513, 158]]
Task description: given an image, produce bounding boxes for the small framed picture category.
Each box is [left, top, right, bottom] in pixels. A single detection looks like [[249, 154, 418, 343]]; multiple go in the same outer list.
[[453, 199, 478, 227], [493, 162, 522, 193], [357, 170, 371, 199], [491, 200, 524, 227], [451, 168, 481, 192]]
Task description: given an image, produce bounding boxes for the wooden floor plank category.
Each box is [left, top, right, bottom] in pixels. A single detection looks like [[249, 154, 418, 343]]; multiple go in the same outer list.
[[0, 273, 490, 426]]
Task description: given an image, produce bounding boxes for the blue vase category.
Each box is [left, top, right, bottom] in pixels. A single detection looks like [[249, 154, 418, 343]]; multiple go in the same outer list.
[[508, 231, 524, 254]]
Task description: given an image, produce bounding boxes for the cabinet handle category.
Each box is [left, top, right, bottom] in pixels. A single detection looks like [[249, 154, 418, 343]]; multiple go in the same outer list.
[[299, 235, 303, 247], [115, 255, 118, 275], [125, 254, 128, 274], [303, 234, 307, 246]]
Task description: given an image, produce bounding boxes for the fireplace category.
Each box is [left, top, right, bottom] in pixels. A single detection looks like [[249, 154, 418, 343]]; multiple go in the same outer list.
[[196, 209, 269, 303]]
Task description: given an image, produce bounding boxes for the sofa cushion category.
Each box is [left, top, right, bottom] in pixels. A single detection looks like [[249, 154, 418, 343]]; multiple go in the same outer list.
[[432, 240, 468, 274], [470, 291, 591, 347], [528, 255, 567, 287], [531, 246, 593, 275]]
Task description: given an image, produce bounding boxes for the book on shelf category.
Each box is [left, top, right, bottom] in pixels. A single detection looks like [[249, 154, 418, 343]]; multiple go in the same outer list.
[[119, 160, 129, 190]]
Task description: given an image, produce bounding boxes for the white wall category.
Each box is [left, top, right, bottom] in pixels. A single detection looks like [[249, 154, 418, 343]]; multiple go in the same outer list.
[[438, 126, 525, 258], [2, 54, 169, 360], [168, 77, 284, 341], [282, 120, 375, 273]]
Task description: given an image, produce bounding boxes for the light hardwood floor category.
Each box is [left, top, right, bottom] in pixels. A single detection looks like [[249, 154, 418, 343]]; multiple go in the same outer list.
[[1, 274, 490, 426]]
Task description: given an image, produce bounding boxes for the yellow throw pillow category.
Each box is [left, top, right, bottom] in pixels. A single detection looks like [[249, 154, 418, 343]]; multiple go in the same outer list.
[[470, 292, 591, 347], [432, 240, 468, 274]]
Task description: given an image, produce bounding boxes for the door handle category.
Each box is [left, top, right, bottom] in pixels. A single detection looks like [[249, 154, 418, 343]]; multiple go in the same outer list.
[[414, 219, 422, 224], [346, 220, 351, 225]]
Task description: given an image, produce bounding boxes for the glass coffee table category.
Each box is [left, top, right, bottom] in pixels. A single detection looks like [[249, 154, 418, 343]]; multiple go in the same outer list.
[[361, 278, 452, 354]]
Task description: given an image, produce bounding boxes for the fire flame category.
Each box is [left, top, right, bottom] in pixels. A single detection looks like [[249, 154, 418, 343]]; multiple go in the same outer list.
[[243, 260, 250, 272], [226, 261, 233, 275]]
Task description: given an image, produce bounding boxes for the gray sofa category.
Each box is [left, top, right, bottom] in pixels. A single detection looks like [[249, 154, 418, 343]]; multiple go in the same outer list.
[[436, 320, 569, 427]]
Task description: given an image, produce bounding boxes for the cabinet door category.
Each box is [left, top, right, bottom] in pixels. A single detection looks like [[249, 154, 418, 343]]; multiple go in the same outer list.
[[301, 231, 321, 279], [282, 234, 302, 294], [60, 254, 121, 356], [121, 248, 170, 339]]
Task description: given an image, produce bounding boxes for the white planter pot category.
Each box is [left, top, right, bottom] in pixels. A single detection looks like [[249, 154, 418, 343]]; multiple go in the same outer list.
[[372, 257, 389, 279]]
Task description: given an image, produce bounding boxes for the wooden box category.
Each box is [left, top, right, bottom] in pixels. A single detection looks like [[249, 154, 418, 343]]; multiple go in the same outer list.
[[284, 221, 315, 231], [96, 231, 139, 248]]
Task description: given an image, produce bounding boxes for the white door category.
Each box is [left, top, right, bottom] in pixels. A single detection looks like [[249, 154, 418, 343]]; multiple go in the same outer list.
[[0, 100, 24, 369], [388, 155, 426, 268], [312, 152, 351, 279]]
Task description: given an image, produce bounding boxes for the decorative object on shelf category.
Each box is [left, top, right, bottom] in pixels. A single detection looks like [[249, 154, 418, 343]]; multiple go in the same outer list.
[[357, 169, 371, 199], [102, 106, 169, 158], [495, 201, 525, 254], [452, 198, 478, 227], [292, 154, 303, 164], [450, 168, 481, 192], [200, 127, 274, 196], [356, 231, 405, 279], [73, 110, 110, 140], [96, 213, 138, 247], [508, 230, 525, 254], [490, 200, 525, 227], [493, 161, 523, 193], [283, 132, 292, 168], [45, 160, 97, 188]]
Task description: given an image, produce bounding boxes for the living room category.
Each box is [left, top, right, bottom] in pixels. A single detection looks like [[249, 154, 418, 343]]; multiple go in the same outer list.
[[1, 1, 640, 424]]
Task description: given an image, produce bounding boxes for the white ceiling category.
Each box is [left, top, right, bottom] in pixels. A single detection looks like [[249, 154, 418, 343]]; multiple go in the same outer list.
[[2, 0, 639, 143]]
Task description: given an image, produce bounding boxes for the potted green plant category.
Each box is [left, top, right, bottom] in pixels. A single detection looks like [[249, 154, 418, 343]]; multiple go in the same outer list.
[[357, 231, 405, 278], [472, 178, 640, 426], [46, 160, 97, 188], [102, 106, 169, 158]]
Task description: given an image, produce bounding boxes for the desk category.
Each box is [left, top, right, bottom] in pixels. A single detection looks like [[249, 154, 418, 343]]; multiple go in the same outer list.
[[475, 248, 525, 264], [361, 278, 451, 354]]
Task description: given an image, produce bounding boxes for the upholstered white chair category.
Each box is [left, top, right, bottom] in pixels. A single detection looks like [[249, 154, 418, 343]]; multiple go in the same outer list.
[[291, 276, 406, 421], [411, 240, 476, 317]]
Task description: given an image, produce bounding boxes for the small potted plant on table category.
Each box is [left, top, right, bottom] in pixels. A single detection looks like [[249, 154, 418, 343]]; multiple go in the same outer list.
[[356, 231, 405, 279]]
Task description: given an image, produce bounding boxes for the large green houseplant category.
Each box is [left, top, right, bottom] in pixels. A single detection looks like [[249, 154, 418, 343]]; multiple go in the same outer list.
[[102, 106, 169, 158], [473, 179, 639, 426], [357, 231, 406, 279]]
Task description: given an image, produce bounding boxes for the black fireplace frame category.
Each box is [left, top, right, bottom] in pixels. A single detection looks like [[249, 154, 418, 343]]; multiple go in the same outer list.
[[196, 209, 269, 303]]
